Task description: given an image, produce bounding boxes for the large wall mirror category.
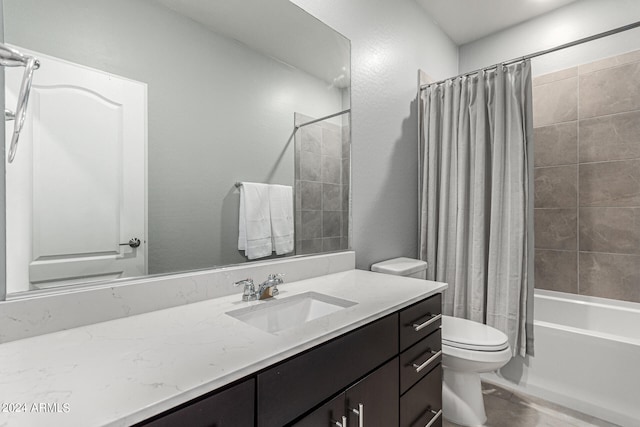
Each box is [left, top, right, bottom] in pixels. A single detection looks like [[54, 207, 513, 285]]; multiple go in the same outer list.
[[2, 0, 351, 297]]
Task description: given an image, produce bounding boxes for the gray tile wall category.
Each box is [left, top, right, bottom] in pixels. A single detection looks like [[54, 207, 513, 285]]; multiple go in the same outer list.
[[532, 50, 640, 303], [294, 113, 350, 254]]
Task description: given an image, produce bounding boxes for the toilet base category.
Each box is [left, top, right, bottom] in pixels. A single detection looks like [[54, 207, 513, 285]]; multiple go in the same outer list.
[[442, 368, 487, 426]]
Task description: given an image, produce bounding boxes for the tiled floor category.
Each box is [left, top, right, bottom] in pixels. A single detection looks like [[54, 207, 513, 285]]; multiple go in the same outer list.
[[443, 382, 620, 427]]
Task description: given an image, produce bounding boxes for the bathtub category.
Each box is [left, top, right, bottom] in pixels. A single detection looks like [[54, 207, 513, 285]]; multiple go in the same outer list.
[[483, 289, 640, 426]]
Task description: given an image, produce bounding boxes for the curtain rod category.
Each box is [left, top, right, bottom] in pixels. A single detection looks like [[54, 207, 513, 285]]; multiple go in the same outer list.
[[420, 20, 640, 90], [234, 108, 352, 189], [295, 109, 350, 129]]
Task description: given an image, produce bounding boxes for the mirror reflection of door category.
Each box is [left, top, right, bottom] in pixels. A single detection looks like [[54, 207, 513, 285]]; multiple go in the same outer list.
[[5, 47, 147, 292]]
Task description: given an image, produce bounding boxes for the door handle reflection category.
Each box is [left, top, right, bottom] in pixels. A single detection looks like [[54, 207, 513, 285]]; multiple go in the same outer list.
[[119, 238, 141, 248]]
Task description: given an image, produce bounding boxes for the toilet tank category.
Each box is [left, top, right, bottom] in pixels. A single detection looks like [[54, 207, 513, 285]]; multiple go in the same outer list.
[[370, 257, 428, 280]]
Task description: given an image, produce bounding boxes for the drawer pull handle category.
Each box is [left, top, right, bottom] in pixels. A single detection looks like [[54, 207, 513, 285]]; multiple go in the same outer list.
[[412, 349, 442, 373], [425, 409, 443, 427], [351, 403, 364, 427], [412, 313, 442, 332], [334, 415, 347, 427]]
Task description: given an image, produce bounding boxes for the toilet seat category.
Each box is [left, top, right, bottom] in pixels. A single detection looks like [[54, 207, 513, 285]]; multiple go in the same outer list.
[[442, 315, 509, 351], [442, 342, 512, 365]]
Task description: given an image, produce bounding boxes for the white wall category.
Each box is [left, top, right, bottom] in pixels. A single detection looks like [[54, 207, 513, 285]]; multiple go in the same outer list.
[[291, 0, 458, 269], [459, 0, 640, 76]]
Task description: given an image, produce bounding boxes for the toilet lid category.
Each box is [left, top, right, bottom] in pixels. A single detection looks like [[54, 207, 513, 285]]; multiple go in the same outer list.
[[442, 315, 509, 351]]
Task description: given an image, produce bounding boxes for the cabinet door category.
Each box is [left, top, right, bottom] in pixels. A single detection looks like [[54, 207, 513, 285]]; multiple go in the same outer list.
[[400, 365, 442, 427], [140, 379, 254, 427], [257, 314, 398, 427], [346, 357, 399, 427], [293, 393, 345, 427]]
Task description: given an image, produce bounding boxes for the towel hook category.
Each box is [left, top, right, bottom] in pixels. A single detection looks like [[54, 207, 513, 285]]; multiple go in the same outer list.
[[1, 43, 40, 163]]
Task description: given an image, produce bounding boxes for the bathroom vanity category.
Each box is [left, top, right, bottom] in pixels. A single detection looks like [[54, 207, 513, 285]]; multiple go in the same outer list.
[[141, 293, 443, 427], [0, 269, 445, 426]]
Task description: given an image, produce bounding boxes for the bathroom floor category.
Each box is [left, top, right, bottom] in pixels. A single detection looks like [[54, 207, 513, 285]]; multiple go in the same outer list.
[[443, 382, 619, 427]]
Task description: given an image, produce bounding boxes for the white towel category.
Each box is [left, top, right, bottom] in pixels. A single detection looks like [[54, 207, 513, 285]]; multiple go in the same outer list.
[[238, 182, 273, 259], [269, 185, 294, 255]]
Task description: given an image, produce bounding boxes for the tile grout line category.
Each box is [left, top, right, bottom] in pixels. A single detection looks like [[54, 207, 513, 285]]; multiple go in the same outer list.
[[533, 118, 576, 128], [533, 107, 640, 128], [578, 54, 640, 76], [577, 107, 640, 122], [578, 250, 640, 257], [577, 157, 640, 166], [535, 163, 577, 170], [536, 248, 640, 257], [534, 52, 640, 87], [582, 206, 640, 209], [535, 156, 640, 169]]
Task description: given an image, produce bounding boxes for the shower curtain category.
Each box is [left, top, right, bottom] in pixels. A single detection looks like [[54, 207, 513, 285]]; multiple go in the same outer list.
[[419, 60, 535, 357]]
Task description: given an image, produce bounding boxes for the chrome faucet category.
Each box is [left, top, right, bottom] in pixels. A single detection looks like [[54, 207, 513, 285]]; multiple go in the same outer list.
[[234, 273, 284, 302], [257, 273, 284, 300], [234, 278, 257, 302]]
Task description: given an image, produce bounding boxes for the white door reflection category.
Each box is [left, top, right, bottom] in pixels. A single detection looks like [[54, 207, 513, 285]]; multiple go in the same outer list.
[[5, 47, 147, 293]]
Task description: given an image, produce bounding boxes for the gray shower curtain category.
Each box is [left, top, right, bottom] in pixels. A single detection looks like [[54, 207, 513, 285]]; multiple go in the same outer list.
[[419, 60, 535, 357]]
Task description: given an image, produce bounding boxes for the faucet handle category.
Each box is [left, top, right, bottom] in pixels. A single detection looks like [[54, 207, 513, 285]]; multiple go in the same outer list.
[[234, 278, 254, 287], [266, 273, 283, 297], [234, 278, 257, 301]]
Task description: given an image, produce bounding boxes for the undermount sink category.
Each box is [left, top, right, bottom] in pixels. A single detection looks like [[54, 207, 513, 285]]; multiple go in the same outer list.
[[226, 292, 357, 334]]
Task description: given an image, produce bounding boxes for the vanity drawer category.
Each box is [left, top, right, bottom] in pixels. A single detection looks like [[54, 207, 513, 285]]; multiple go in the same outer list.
[[400, 328, 442, 394], [400, 364, 443, 427], [257, 313, 398, 427], [400, 293, 442, 351], [140, 378, 255, 427]]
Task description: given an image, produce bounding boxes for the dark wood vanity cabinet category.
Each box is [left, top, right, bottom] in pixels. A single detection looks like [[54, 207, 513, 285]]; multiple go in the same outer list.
[[138, 293, 443, 427], [283, 293, 443, 427], [401, 366, 442, 427], [293, 357, 399, 427], [257, 314, 398, 426], [140, 378, 254, 427], [399, 293, 443, 427]]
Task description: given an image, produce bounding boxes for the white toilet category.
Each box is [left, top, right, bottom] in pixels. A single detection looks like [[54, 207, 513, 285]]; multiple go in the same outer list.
[[441, 315, 511, 426], [371, 258, 512, 427]]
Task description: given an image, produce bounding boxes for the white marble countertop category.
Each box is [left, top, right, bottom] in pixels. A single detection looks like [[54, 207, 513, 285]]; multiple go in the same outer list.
[[0, 269, 446, 427]]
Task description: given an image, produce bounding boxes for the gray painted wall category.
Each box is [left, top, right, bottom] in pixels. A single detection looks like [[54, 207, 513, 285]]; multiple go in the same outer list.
[[4, 0, 344, 277], [459, 0, 640, 75], [291, 0, 459, 269]]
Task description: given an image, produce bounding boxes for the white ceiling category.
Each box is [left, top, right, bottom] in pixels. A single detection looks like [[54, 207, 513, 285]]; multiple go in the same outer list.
[[155, 0, 350, 87], [416, 0, 579, 45]]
